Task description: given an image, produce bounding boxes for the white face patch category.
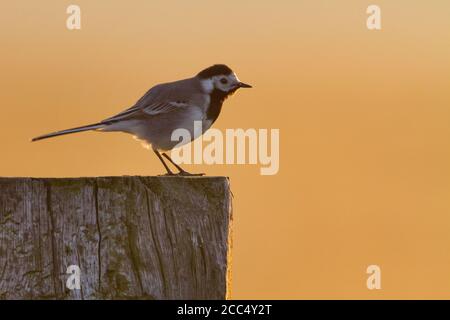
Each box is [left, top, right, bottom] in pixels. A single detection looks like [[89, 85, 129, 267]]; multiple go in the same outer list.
[[200, 78, 214, 94], [211, 73, 240, 92]]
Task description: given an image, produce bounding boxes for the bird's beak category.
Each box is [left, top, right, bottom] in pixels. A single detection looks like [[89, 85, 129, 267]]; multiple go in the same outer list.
[[237, 82, 252, 88]]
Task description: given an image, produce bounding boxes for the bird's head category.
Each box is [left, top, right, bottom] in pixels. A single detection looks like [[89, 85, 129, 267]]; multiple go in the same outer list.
[[197, 64, 252, 94]]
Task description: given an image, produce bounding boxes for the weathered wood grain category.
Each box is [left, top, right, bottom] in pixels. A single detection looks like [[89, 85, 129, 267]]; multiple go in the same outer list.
[[0, 176, 232, 300]]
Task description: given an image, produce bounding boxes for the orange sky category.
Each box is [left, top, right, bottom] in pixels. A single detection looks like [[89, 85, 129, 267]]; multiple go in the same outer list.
[[1, 0, 450, 299]]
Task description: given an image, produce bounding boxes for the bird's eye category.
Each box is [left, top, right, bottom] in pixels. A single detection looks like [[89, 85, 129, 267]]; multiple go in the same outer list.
[[220, 78, 228, 84]]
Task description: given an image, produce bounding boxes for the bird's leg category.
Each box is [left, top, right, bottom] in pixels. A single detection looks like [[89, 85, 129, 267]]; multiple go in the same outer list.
[[161, 153, 185, 172], [153, 149, 175, 175], [162, 153, 204, 176]]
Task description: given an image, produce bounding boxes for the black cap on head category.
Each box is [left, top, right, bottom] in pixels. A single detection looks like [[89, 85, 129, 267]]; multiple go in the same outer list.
[[197, 64, 233, 79]]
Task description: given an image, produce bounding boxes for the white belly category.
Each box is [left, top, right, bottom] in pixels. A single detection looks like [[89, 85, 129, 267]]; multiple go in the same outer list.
[[105, 106, 214, 151]]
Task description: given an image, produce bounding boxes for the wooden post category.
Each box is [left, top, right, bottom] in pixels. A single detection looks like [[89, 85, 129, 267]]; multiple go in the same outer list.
[[0, 176, 232, 300]]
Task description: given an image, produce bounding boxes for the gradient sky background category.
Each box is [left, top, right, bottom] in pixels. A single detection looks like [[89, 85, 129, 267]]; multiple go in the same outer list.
[[1, 1, 450, 299]]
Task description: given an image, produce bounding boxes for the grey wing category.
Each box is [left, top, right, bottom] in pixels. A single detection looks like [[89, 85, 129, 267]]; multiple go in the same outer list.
[[101, 78, 201, 124], [102, 101, 189, 123]]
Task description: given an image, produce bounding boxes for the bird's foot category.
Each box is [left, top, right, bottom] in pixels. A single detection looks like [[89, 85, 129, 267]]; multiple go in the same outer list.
[[158, 171, 204, 177], [177, 170, 205, 176]]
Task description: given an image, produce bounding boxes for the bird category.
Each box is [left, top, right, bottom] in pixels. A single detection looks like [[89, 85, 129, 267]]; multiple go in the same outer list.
[[32, 64, 252, 176]]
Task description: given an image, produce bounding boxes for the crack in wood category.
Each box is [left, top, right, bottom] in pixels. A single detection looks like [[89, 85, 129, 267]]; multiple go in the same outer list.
[[45, 181, 62, 299], [93, 180, 102, 296], [144, 187, 168, 298]]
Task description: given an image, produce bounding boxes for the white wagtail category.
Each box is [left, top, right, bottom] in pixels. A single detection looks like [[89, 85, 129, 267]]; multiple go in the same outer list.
[[32, 64, 252, 175]]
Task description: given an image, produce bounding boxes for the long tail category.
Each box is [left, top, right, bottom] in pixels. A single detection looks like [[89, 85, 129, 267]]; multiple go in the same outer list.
[[31, 122, 106, 142]]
